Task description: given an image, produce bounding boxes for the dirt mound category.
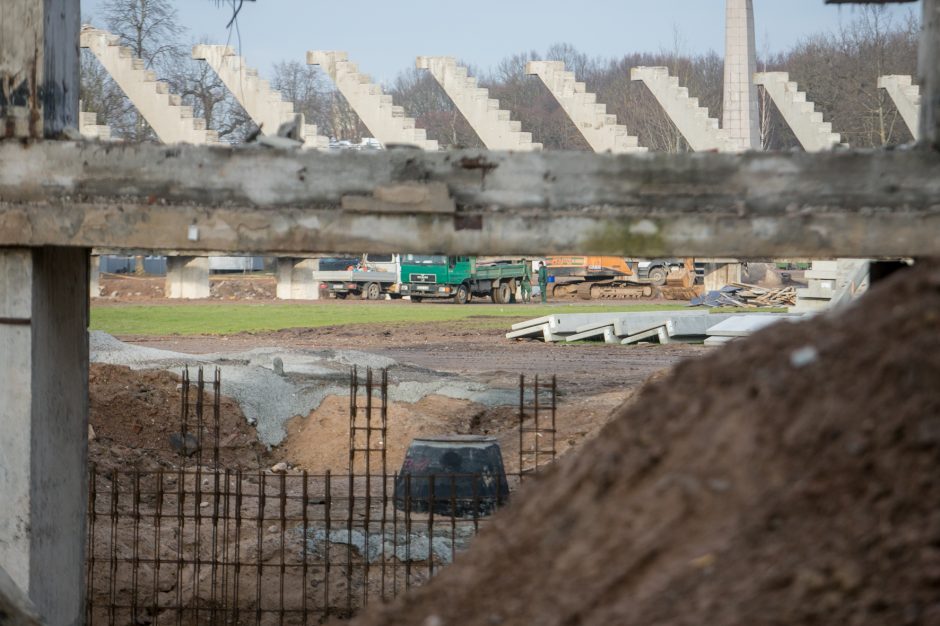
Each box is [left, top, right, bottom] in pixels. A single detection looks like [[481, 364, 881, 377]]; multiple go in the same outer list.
[[348, 262, 940, 626], [89, 363, 270, 470]]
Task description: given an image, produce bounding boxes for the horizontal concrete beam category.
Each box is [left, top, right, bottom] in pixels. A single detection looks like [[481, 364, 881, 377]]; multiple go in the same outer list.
[[1, 141, 939, 257]]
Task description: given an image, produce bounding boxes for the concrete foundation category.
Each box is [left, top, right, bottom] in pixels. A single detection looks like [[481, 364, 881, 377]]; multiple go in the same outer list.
[[704, 262, 743, 292], [0, 247, 89, 626], [276, 258, 322, 300], [164, 256, 210, 299], [723, 0, 761, 151]]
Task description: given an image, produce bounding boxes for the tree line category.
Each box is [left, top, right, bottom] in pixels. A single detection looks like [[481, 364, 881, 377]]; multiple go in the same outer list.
[[81, 0, 919, 150]]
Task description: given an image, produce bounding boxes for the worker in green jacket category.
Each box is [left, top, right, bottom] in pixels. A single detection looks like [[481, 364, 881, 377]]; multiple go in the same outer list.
[[537, 261, 548, 304], [521, 260, 532, 303]]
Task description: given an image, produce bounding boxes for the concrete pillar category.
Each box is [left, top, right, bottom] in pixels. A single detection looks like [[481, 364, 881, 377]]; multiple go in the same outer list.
[[723, 0, 761, 151], [90, 254, 101, 297], [276, 257, 321, 300], [165, 256, 210, 299], [704, 262, 743, 292], [0, 247, 89, 626]]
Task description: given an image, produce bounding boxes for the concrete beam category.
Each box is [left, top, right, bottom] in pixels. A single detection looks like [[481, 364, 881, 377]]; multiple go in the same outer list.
[[1, 142, 940, 257], [0, 247, 89, 626], [723, 0, 761, 151]]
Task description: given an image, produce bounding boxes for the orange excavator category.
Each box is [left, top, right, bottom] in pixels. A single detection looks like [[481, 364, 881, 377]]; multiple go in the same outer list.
[[545, 256, 697, 300]]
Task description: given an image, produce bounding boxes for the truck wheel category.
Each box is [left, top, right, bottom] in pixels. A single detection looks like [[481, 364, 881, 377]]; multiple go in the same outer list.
[[365, 282, 381, 300], [490, 288, 500, 303], [410, 296, 423, 303], [496, 283, 512, 304], [648, 267, 667, 286], [455, 284, 470, 305]]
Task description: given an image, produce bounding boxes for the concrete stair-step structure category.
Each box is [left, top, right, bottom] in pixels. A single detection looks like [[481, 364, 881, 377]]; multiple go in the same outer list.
[[877, 75, 921, 140], [193, 45, 329, 149], [754, 72, 843, 151], [525, 60, 646, 153], [79, 110, 112, 141], [630, 66, 736, 152], [417, 56, 541, 151], [790, 259, 869, 313], [80, 26, 219, 145], [307, 51, 438, 150]]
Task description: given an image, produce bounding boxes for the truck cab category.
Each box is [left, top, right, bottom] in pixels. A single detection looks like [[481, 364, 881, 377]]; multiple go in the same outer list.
[[398, 255, 473, 301]]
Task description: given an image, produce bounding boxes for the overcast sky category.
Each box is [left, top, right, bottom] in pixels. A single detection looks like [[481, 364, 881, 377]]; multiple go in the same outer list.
[[80, 0, 919, 85]]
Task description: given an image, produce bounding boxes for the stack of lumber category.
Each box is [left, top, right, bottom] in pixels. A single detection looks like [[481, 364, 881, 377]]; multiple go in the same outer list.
[[729, 283, 797, 307]]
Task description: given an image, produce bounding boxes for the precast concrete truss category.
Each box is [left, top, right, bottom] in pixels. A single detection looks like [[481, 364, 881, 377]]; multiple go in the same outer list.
[[525, 60, 647, 153], [417, 56, 542, 151], [80, 26, 220, 145], [192, 45, 330, 149], [878, 75, 923, 140], [307, 51, 438, 150], [753, 72, 844, 151]]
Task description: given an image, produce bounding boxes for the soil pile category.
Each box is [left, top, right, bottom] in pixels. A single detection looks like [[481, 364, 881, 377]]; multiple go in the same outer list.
[[89, 363, 269, 470], [349, 262, 940, 626]]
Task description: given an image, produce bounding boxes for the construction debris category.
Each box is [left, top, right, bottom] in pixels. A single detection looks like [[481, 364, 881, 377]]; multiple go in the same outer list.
[[691, 283, 797, 308]]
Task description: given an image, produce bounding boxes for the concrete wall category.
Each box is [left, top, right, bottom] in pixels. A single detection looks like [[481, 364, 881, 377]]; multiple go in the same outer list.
[[0, 247, 89, 626]]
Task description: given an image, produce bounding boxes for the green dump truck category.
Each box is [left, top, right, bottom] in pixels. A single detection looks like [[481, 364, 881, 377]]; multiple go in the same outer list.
[[398, 255, 530, 304]]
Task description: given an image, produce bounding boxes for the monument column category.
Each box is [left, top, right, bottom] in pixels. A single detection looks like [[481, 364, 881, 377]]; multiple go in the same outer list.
[[723, 0, 761, 151]]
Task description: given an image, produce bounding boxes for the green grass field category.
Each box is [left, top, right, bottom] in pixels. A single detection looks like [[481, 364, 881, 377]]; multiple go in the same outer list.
[[90, 301, 696, 336]]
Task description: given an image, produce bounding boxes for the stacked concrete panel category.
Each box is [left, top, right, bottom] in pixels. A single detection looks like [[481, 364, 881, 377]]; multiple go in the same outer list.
[[754, 73, 843, 151], [723, 0, 761, 151], [525, 60, 646, 153], [307, 51, 438, 150], [630, 66, 736, 152], [878, 75, 922, 140], [192, 45, 329, 149], [417, 56, 541, 151], [80, 27, 219, 145], [78, 110, 111, 140]]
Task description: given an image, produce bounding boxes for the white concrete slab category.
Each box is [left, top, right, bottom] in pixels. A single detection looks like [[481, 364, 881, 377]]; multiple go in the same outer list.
[[621, 326, 671, 345], [706, 314, 791, 337]]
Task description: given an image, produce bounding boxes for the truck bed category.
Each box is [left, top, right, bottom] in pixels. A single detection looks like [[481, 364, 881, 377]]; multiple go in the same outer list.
[[474, 263, 528, 280], [314, 270, 398, 283]]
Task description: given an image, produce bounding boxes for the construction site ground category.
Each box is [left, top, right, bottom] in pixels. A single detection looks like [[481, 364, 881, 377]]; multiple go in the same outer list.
[[90, 275, 708, 475]]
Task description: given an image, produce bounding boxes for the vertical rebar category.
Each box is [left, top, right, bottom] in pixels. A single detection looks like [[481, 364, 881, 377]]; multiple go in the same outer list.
[[213, 368, 221, 469], [278, 472, 287, 626], [232, 470, 243, 625], [534, 374, 540, 474], [153, 471, 164, 626], [108, 470, 118, 626], [255, 471, 265, 626], [392, 472, 398, 599], [404, 474, 412, 590], [449, 474, 457, 564], [196, 366, 205, 468], [175, 468, 184, 626], [323, 470, 332, 618], [301, 471, 309, 626], [427, 474, 436, 579], [181, 368, 189, 461], [380, 369, 388, 601], [220, 468, 231, 625], [345, 470, 353, 616], [131, 471, 141, 625], [551, 375, 557, 463], [518, 374, 525, 477], [363, 368, 372, 608], [86, 466, 97, 626]]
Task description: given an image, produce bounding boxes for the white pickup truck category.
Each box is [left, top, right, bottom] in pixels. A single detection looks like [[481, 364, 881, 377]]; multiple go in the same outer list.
[[317, 254, 401, 300]]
